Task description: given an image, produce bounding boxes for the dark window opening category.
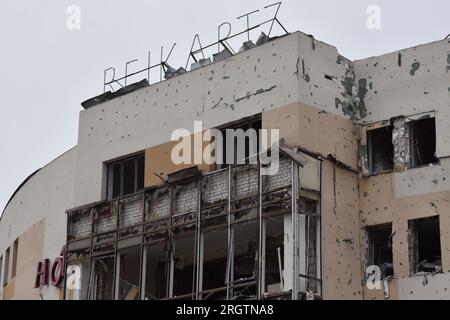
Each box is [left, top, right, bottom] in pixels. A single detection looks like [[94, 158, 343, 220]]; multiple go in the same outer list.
[[264, 215, 285, 296], [367, 224, 394, 278], [107, 153, 145, 200], [144, 242, 169, 300], [173, 234, 195, 298], [409, 118, 437, 168], [118, 247, 141, 300], [112, 163, 121, 199], [368, 126, 394, 174], [219, 117, 261, 168], [201, 229, 227, 299], [409, 216, 442, 274], [123, 159, 136, 196], [91, 256, 115, 300], [137, 155, 145, 190], [299, 198, 320, 293], [232, 221, 258, 286]]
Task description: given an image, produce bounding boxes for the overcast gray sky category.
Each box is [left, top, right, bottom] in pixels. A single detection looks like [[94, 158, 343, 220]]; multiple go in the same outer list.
[[0, 0, 449, 213]]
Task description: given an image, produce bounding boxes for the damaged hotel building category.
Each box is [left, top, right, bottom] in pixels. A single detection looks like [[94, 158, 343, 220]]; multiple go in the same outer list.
[[0, 28, 449, 300]]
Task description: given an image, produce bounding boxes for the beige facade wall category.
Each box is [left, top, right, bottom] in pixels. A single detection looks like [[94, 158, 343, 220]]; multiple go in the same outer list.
[[262, 102, 358, 170], [354, 38, 450, 300], [3, 279, 15, 300], [12, 219, 47, 300], [322, 163, 362, 299], [2, 219, 47, 300], [144, 131, 215, 187], [263, 102, 363, 299], [359, 172, 450, 299]]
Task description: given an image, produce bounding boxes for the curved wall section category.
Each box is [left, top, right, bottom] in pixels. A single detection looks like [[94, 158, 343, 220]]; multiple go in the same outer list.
[[0, 147, 77, 300]]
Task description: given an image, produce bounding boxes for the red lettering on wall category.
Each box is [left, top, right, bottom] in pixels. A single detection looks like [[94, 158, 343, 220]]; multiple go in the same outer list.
[[34, 259, 50, 288], [34, 256, 66, 288], [50, 256, 65, 287]]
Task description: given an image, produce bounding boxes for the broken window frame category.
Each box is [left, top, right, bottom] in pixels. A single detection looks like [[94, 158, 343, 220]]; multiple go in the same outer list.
[[297, 196, 322, 298], [260, 158, 294, 298], [217, 115, 262, 169], [198, 227, 228, 300], [360, 120, 395, 177], [141, 239, 170, 300], [408, 216, 442, 275], [366, 223, 394, 279], [170, 181, 198, 299], [408, 117, 438, 169], [66, 154, 323, 301], [227, 219, 259, 299], [226, 163, 260, 300], [367, 126, 394, 175], [106, 153, 145, 200], [115, 246, 142, 300], [170, 231, 197, 299], [261, 213, 289, 297], [362, 114, 439, 175], [87, 255, 115, 300]]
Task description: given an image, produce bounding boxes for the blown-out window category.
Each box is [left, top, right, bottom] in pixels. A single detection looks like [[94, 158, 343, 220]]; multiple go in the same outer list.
[[173, 234, 196, 298], [143, 242, 169, 300], [117, 247, 141, 300], [218, 117, 262, 168], [367, 126, 394, 174], [91, 256, 115, 300], [367, 224, 394, 278], [409, 118, 437, 168], [408, 216, 442, 275], [107, 153, 145, 199], [200, 228, 228, 299]]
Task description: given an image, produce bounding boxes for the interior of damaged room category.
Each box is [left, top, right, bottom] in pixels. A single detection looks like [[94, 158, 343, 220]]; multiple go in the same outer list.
[[0, 0, 450, 313]]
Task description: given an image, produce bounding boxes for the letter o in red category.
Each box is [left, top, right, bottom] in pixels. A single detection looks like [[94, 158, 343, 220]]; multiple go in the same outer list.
[[50, 257, 65, 287]]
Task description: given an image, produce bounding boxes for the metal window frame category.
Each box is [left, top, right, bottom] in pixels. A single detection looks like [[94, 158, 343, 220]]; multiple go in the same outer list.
[[66, 155, 324, 300], [408, 216, 441, 276], [106, 153, 145, 200]]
